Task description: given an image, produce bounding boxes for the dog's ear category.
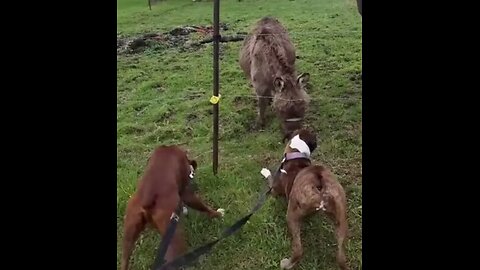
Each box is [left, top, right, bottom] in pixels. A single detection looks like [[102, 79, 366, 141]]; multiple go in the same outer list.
[[283, 131, 294, 143], [189, 159, 197, 170], [300, 127, 317, 153], [312, 166, 324, 190], [307, 141, 317, 153], [307, 133, 317, 153], [285, 129, 301, 142]]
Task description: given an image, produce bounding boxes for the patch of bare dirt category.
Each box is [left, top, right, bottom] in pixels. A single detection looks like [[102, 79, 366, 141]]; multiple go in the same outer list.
[[117, 23, 246, 55]]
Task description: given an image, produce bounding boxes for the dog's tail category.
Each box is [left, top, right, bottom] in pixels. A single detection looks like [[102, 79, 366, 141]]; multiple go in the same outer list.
[[312, 165, 349, 269], [310, 165, 328, 189], [311, 165, 349, 232]]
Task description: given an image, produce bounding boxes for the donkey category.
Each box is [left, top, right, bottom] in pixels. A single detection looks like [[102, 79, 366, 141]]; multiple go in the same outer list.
[[239, 17, 311, 141]]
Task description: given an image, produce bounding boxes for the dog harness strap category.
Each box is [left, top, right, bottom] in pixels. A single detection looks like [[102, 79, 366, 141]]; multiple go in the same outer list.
[[153, 171, 196, 270], [158, 187, 272, 270], [285, 152, 309, 161], [151, 201, 183, 270], [221, 187, 271, 237], [275, 152, 310, 177], [159, 239, 220, 270], [274, 154, 287, 177]]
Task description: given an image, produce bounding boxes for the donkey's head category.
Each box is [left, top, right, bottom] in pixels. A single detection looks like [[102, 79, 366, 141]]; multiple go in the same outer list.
[[272, 72, 311, 141]]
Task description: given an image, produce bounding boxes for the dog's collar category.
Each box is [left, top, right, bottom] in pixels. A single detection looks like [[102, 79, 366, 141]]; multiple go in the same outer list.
[[275, 135, 312, 176], [280, 151, 310, 164], [284, 152, 310, 161], [276, 151, 311, 176]]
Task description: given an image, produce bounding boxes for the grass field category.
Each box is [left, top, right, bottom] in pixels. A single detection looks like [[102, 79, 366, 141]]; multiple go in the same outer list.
[[117, 0, 362, 269]]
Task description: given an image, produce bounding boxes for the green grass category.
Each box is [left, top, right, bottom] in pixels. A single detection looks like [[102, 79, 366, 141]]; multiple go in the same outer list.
[[117, 0, 362, 269]]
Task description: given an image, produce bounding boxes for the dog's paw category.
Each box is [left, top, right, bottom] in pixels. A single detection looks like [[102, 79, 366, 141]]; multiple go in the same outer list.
[[182, 206, 188, 215], [260, 168, 271, 179], [280, 258, 295, 269], [216, 208, 225, 217]]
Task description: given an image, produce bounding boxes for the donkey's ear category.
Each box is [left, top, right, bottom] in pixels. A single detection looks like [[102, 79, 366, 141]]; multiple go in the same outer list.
[[189, 159, 197, 170], [296, 73, 310, 88], [274, 77, 285, 92]]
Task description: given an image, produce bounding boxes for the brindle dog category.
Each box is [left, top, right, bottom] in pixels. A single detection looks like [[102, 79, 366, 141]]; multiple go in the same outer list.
[[261, 128, 349, 270]]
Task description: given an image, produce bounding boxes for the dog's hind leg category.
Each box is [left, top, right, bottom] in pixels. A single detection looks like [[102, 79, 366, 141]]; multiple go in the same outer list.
[[281, 203, 304, 269], [121, 195, 147, 270], [334, 217, 349, 270], [151, 207, 188, 263], [181, 188, 224, 218], [327, 189, 349, 270]]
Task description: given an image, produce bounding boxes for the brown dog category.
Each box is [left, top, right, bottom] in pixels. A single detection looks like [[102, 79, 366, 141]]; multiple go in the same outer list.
[[261, 128, 349, 270], [121, 145, 224, 270]]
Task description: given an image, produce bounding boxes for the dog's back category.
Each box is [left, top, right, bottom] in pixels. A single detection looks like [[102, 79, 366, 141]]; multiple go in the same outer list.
[[137, 146, 191, 212], [291, 165, 349, 270], [294, 165, 347, 216]]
